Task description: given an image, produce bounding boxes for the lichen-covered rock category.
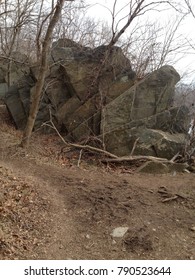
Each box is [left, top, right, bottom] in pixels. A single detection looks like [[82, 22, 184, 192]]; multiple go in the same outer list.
[[101, 65, 189, 159], [103, 127, 186, 159], [137, 161, 188, 174], [0, 83, 8, 101], [5, 85, 27, 129], [137, 162, 169, 174], [102, 65, 180, 134], [51, 40, 135, 101], [5, 75, 34, 129]]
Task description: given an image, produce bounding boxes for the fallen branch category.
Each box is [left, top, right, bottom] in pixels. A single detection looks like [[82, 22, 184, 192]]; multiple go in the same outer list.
[[101, 155, 169, 163], [158, 187, 188, 202], [42, 113, 173, 165], [170, 152, 180, 163], [175, 193, 188, 199], [42, 120, 118, 159]]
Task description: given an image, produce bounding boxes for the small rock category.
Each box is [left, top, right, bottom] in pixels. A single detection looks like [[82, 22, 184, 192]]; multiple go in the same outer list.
[[190, 226, 195, 232], [111, 227, 129, 238], [137, 161, 169, 174], [86, 234, 90, 239]]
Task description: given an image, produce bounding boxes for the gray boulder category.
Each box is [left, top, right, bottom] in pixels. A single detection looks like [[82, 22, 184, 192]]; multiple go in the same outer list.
[[102, 127, 186, 159], [51, 39, 135, 138], [4, 39, 136, 134], [102, 65, 180, 134], [51, 39, 135, 101], [0, 83, 8, 101], [101, 65, 189, 159], [5, 85, 27, 129], [137, 161, 188, 174], [5, 75, 35, 129]]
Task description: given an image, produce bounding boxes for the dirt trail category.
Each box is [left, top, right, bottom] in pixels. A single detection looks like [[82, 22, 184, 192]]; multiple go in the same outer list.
[[0, 109, 195, 260], [1, 159, 76, 259]]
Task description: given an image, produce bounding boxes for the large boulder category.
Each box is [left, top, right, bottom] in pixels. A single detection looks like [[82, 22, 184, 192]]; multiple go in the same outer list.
[[0, 83, 8, 101], [103, 106, 189, 135], [57, 78, 135, 141], [137, 161, 188, 174], [5, 85, 27, 129], [100, 65, 189, 158], [5, 75, 35, 129], [103, 127, 186, 159], [102, 65, 180, 134], [50, 39, 135, 138], [51, 40, 135, 101], [4, 39, 136, 133]]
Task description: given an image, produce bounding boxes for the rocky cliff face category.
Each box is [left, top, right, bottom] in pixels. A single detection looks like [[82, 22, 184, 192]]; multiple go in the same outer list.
[[1, 39, 190, 159]]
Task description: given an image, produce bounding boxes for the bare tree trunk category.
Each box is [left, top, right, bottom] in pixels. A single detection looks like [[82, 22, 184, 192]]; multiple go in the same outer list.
[[21, 0, 66, 148]]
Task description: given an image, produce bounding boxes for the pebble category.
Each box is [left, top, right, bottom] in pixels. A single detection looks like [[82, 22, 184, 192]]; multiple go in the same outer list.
[[111, 227, 129, 238], [190, 226, 195, 232]]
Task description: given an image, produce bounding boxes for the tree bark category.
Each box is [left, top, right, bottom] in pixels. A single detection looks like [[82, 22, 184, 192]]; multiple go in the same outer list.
[[21, 0, 65, 148]]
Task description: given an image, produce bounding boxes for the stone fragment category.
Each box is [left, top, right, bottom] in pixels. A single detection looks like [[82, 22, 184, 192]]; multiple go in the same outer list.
[[111, 227, 129, 238]]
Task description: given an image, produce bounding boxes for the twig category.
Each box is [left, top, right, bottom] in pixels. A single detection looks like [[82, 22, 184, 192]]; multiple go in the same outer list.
[[175, 193, 188, 199], [130, 137, 139, 156], [161, 195, 178, 203], [77, 149, 83, 167], [170, 152, 180, 163]]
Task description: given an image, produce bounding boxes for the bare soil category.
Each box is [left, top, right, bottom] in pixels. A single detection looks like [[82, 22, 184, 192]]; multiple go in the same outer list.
[[0, 105, 195, 260]]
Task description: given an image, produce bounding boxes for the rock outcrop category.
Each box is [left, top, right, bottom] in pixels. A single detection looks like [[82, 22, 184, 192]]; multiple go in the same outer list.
[[4, 39, 136, 132], [1, 39, 190, 160], [101, 66, 189, 159]]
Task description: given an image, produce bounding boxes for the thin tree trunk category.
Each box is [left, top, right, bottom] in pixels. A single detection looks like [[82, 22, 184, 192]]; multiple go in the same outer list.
[[21, 0, 65, 148], [108, 0, 144, 48]]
